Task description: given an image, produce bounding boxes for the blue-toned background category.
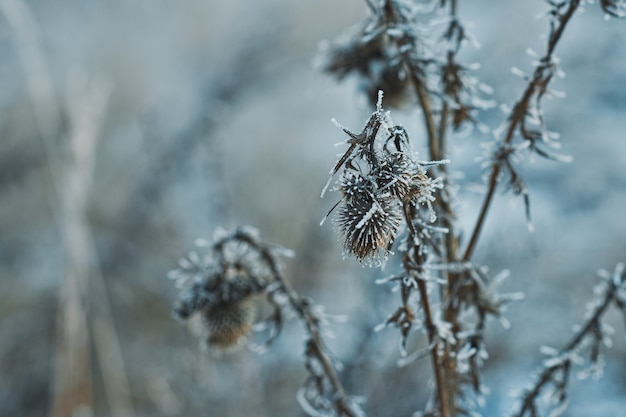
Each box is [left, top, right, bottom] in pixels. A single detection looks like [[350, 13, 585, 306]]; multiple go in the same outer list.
[[0, 0, 624, 416]]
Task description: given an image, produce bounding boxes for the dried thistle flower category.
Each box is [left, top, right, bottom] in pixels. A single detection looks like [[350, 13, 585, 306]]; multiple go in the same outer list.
[[323, 92, 445, 266], [374, 152, 414, 200], [169, 227, 281, 351], [203, 299, 256, 349], [173, 272, 263, 350], [335, 171, 402, 263]]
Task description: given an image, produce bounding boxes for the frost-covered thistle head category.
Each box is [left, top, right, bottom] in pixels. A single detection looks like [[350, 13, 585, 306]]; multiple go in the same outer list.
[[173, 270, 262, 350], [322, 93, 445, 266], [335, 170, 403, 262], [169, 226, 293, 350]]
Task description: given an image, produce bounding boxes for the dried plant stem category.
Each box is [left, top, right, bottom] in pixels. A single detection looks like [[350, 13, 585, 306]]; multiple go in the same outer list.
[[410, 71, 440, 162], [59, 76, 137, 417], [462, 0, 581, 261], [1, 1, 91, 414], [403, 206, 451, 417], [438, 0, 458, 161], [279, 278, 359, 417], [512, 264, 625, 417], [407, 2, 463, 415], [416, 278, 451, 417], [411, 83, 457, 417], [439, 0, 461, 266], [228, 231, 360, 417], [438, 102, 450, 159], [436, 0, 462, 294], [412, 78, 460, 267], [3, 2, 135, 415]]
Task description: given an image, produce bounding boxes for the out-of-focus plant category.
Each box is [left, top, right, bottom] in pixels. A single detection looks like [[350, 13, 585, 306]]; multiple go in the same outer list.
[[169, 226, 365, 417], [169, 1, 626, 417]]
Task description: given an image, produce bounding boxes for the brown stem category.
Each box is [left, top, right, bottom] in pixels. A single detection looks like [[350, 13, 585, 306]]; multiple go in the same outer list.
[[410, 70, 440, 161], [462, 0, 581, 261], [461, 163, 501, 261], [418, 278, 451, 417], [276, 275, 360, 416], [232, 231, 360, 417], [404, 2, 462, 415], [439, 102, 449, 161]]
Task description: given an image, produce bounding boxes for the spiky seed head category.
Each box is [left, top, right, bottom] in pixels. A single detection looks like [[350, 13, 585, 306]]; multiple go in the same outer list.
[[375, 153, 414, 200], [174, 273, 262, 351], [204, 299, 255, 349], [338, 171, 373, 204], [335, 188, 402, 264]]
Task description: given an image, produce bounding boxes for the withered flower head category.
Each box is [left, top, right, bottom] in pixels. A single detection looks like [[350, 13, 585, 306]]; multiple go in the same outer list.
[[335, 171, 402, 264], [170, 227, 298, 353], [338, 169, 374, 204], [203, 299, 256, 349], [174, 272, 262, 350], [170, 227, 295, 351], [375, 152, 415, 200], [323, 93, 445, 266]]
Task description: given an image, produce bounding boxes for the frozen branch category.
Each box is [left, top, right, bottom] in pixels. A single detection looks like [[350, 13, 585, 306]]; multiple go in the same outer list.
[[511, 263, 626, 417], [463, 0, 582, 261]]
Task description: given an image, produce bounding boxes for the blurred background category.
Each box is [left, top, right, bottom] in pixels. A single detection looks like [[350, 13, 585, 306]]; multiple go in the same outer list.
[[0, 0, 625, 416]]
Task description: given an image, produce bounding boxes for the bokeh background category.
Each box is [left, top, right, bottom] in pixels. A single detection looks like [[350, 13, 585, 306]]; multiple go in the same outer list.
[[1, 0, 625, 416]]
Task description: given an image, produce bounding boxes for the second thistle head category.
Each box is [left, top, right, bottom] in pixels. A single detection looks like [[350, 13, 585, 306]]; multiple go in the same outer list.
[[169, 226, 294, 351], [174, 272, 262, 350]]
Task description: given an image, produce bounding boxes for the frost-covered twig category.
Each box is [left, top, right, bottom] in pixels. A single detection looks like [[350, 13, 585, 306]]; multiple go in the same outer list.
[[463, 0, 584, 261], [224, 229, 363, 417], [511, 263, 626, 417], [169, 226, 363, 417], [406, 236, 452, 417]]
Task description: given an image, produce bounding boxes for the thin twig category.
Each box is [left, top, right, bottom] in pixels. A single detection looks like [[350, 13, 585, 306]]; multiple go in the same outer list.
[[229, 230, 361, 417], [402, 207, 450, 417], [512, 263, 625, 417], [416, 277, 450, 417], [410, 70, 440, 162], [278, 275, 360, 417], [437, 3, 464, 416], [437, 0, 462, 288], [462, 0, 581, 261]]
